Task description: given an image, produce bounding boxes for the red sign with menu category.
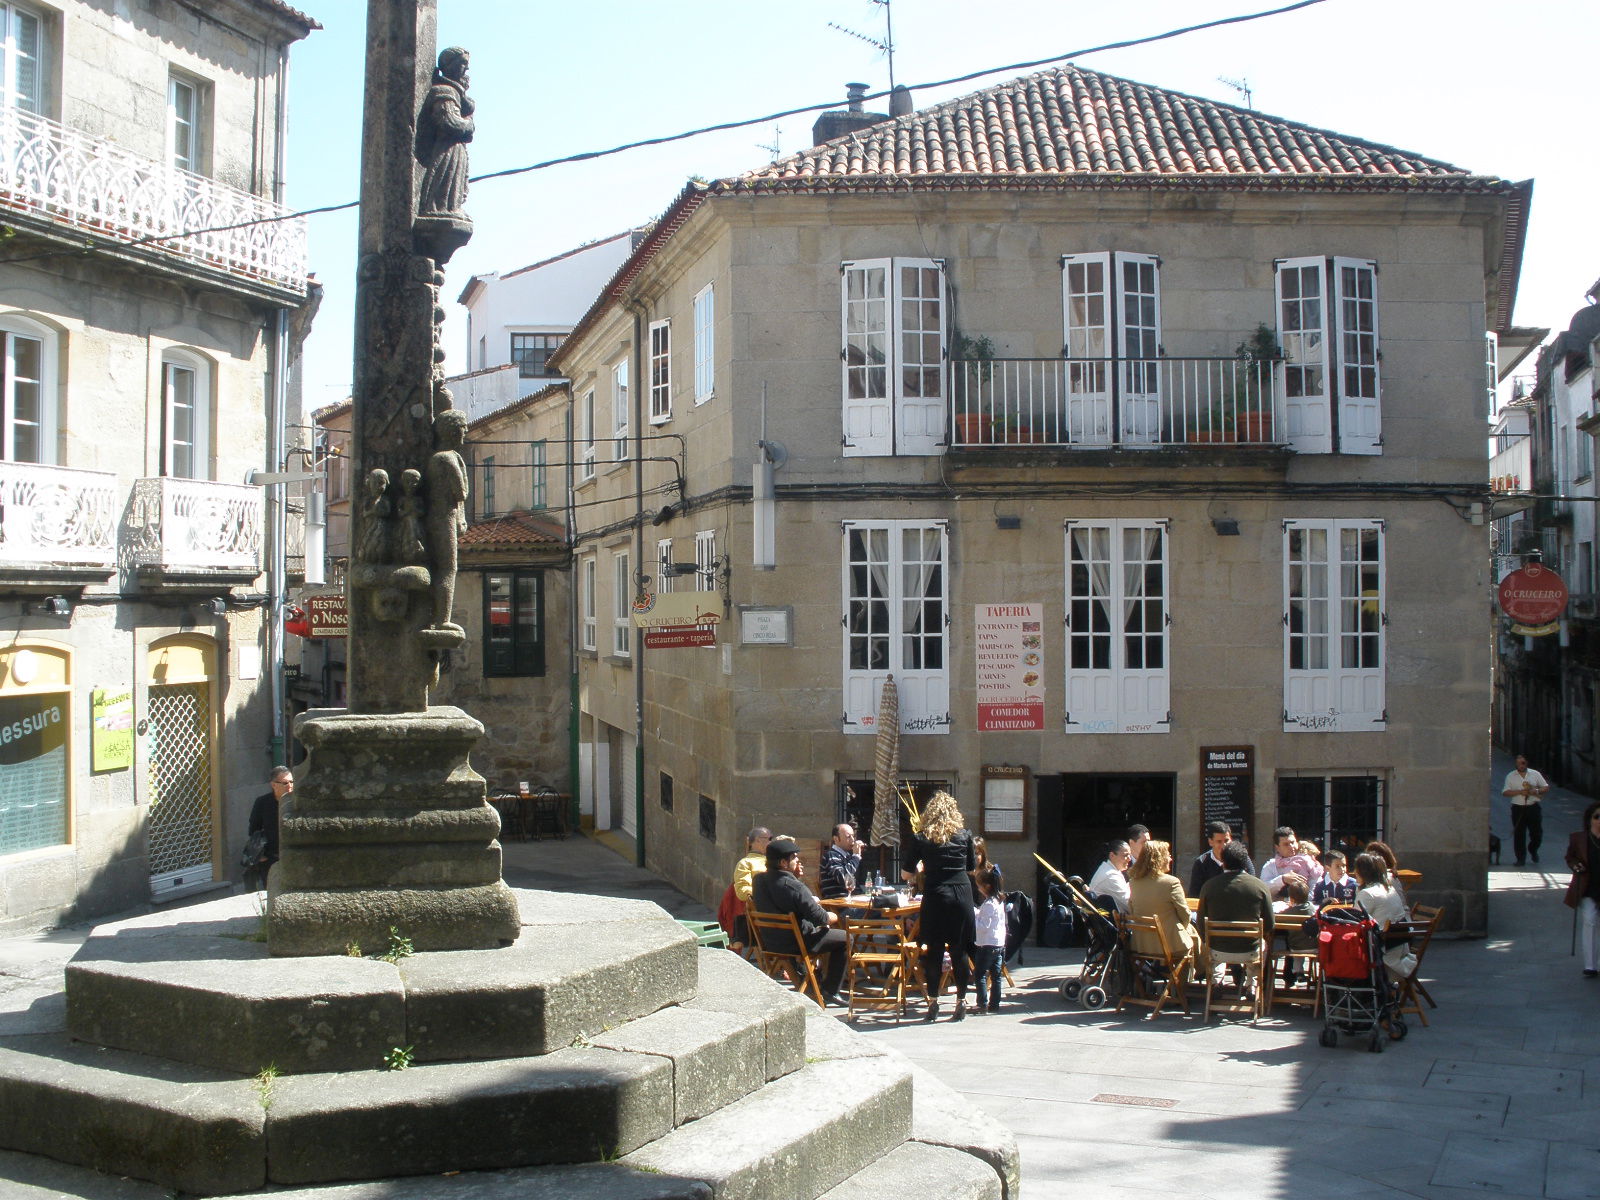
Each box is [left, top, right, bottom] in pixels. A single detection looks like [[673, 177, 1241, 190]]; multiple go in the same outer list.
[[1498, 564, 1568, 626]]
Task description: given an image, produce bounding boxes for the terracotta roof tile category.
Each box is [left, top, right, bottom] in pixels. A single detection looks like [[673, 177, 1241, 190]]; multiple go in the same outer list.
[[748, 64, 1466, 183], [458, 510, 565, 551]]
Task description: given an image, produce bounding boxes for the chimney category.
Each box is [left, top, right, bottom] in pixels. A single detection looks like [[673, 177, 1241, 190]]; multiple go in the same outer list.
[[889, 85, 913, 118], [811, 81, 892, 147]]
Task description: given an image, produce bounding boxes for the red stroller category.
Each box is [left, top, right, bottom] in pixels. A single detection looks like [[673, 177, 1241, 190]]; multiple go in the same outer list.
[[1315, 905, 1407, 1052]]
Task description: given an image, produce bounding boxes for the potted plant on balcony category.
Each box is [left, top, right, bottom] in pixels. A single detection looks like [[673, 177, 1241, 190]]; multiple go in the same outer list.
[[1186, 397, 1233, 444], [1232, 323, 1282, 444], [950, 332, 997, 445]]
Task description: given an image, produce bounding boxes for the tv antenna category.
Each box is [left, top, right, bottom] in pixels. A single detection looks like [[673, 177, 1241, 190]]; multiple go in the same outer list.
[[1217, 75, 1253, 110], [829, 0, 896, 90], [756, 124, 783, 164]]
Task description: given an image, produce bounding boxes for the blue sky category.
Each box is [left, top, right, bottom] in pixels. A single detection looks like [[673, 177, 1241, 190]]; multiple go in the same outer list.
[[285, 0, 1597, 409]]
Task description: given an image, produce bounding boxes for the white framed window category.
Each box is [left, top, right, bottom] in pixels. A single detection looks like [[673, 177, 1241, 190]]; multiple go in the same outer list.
[[510, 332, 564, 379], [0, 3, 46, 114], [480, 454, 496, 518], [1064, 519, 1170, 734], [1060, 252, 1162, 445], [167, 72, 204, 175], [529, 439, 547, 509], [578, 388, 595, 481], [1275, 257, 1381, 455], [612, 550, 632, 658], [1284, 519, 1385, 732], [580, 555, 596, 651], [0, 313, 56, 464], [842, 520, 950, 734], [161, 350, 211, 480], [656, 537, 674, 594], [1484, 331, 1499, 419], [648, 319, 671, 423], [611, 359, 629, 463], [841, 258, 946, 457], [693, 284, 714, 403], [695, 529, 717, 592]]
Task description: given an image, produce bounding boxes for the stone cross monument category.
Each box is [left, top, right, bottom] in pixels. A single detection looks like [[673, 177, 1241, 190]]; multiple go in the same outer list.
[[266, 0, 519, 955]]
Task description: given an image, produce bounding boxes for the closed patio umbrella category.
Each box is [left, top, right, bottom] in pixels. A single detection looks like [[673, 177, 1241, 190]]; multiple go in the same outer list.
[[870, 673, 900, 847]]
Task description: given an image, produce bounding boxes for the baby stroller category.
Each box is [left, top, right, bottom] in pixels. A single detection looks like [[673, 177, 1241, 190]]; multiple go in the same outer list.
[[1315, 906, 1407, 1052], [1052, 874, 1128, 1010]]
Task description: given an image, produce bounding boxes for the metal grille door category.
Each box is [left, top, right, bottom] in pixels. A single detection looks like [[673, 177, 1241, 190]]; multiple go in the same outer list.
[[147, 682, 214, 895]]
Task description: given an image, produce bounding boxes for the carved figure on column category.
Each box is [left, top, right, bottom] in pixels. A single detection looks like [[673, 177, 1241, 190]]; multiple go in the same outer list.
[[396, 468, 427, 564], [413, 46, 474, 264], [425, 407, 469, 633]]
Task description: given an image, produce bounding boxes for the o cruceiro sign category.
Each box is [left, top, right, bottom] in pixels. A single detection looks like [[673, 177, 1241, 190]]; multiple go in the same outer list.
[[1498, 563, 1568, 634]]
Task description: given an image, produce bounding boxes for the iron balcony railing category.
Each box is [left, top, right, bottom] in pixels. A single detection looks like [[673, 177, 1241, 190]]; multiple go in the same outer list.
[[0, 106, 307, 292], [127, 477, 263, 575], [0, 461, 117, 568], [949, 356, 1282, 448]]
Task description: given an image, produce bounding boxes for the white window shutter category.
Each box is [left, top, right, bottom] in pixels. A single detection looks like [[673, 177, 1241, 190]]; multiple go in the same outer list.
[[842, 260, 893, 457], [1061, 253, 1113, 446], [1064, 521, 1169, 734], [1283, 520, 1385, 732], [1064, 521, 1118, 733], [1275, 257, 1332, 454], [892, 259, 947, 456], [841, 521, 949, 734], [1333, 258, 1381, 455], [1113, 253, 1163, 446]]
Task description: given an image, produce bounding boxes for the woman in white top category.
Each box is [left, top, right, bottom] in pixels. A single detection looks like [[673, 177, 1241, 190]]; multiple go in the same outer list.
[[1354, 851, 1415, 979]]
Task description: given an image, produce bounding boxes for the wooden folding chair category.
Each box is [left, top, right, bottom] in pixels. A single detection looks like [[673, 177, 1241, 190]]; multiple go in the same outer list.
[[1118, 915, 1193, 1018], [841, 912, 926, 1021], [745, 909, 827, 1007], [1268, 940, 1321, 1017], [1394, 903, 1443, 1026], [1202, 919, 1267, 1023]]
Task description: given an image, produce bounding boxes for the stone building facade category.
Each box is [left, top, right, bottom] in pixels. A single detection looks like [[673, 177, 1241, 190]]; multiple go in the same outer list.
[[0, 0, 315, 933]]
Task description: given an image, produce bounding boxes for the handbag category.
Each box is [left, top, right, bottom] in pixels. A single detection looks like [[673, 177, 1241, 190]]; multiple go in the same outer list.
[[240, 831, 267, 869]]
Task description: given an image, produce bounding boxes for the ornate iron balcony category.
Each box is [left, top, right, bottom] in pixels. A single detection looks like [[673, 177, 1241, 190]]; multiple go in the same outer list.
[[0, 461, 116, 569], [128, 477, 262, 576], [0, 107, 306, 292]]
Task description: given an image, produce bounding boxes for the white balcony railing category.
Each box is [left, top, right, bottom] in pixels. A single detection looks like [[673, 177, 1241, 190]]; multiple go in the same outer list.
[[0, 460, 116, 568], [128, 477, 262, 575], [950, 357, 1282, 448], [0, 107, 306, 292], [1489, 435, 1532, 493]]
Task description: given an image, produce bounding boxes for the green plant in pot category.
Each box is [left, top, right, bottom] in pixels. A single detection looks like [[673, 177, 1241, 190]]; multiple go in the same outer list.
[[950, 332, 998, 444], [1232, 323, 1282, 443]]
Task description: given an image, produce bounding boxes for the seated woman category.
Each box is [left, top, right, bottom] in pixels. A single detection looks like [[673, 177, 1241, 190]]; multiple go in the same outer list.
[[1353, 850, 1415, 979], [1364, 840, 1406, 904], [1127, 840, 1201, 976]]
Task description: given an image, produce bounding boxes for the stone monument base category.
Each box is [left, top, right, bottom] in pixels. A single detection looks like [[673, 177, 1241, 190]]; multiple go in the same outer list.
[[268, 705, 519, 956]]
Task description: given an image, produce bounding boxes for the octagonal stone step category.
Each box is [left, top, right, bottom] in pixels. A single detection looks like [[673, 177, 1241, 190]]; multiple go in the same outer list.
[[63, 889, 697, 1075]]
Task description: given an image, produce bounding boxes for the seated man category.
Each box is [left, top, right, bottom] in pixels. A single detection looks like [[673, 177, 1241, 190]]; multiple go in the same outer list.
[[751, 837, 848, 1002], [1190, 820, 1253, 897], [1197, 840, 1274, 993], [1087, 840, 1132, 915], [1259, 825, 1324, 898], [819, 822, 861, 899]]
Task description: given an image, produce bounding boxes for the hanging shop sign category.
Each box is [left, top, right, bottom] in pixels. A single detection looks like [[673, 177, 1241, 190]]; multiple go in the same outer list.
[[1498, 564, 1567, 635], [305, 593, 349, 638], [633, 590, 721, 646], [91, 688, 133, 773], [975, 603, 1044, 730]]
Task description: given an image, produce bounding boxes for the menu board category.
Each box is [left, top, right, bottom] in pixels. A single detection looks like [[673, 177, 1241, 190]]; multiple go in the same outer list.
[[975, 604, 1044, 730], [980, 764, 1029, 839], [1199, 745, 1253, 850]]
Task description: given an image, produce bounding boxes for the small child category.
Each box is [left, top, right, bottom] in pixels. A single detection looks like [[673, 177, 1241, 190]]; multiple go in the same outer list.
[[1312, 849, 1358, 906], [1277, 874, 1318, 987], [972, 866, 1005, 1014]]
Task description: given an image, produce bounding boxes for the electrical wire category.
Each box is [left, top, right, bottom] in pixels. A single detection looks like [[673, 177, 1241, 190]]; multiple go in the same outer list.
[[0, 0, 1326, 269]]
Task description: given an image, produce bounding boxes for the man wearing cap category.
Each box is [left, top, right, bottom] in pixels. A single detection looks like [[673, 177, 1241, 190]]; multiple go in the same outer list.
[[751, 836, 848, 1003]]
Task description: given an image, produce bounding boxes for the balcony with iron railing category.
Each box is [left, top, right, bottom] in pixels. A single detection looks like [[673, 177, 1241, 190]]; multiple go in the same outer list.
[[0, 461, 118, 579], [125, 477, 263, 581], [0, 106, 307, 294], [948, 356, 1283, 449]]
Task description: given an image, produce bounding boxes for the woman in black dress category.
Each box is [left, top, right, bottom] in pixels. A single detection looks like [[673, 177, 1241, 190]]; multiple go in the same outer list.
[[911, 791, 977, 1021]]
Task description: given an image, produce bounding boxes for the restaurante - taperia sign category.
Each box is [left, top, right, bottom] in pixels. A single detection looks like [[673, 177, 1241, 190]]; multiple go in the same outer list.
[[1498, 563, 1568, 634]]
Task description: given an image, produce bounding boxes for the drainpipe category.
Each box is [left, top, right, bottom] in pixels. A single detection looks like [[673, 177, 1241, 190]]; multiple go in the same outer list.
[[566, 398, 581, 837], [627, 301, 647, 869], [265, 42, 293, 769]]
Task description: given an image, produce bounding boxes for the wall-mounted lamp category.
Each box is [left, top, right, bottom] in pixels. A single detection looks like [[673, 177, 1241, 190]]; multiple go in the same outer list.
[[650, 503, 678, 527], [200, 596, 229, 616], [1211, 518, 1240, 537], [27, 595, 73, 617]]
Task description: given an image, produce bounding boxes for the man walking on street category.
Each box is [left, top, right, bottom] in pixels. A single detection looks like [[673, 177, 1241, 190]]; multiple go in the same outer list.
[[1503, 754, 1551, 866]]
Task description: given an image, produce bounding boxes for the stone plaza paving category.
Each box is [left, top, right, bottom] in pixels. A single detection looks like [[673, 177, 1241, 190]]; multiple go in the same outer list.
[[2, 750, 1596, 1198]]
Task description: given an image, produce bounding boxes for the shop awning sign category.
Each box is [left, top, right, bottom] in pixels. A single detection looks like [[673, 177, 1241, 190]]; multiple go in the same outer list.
[[1499, 564, 1567, 633]]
